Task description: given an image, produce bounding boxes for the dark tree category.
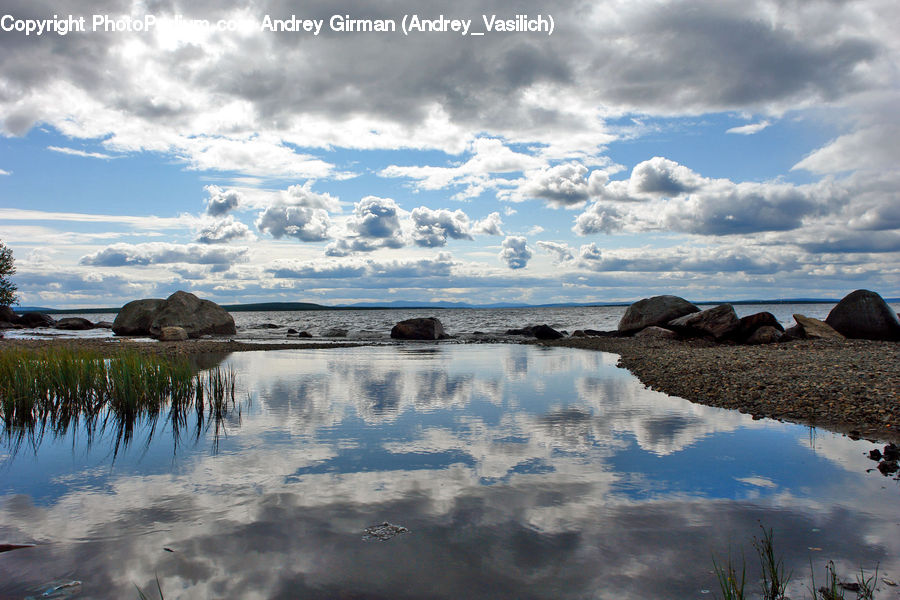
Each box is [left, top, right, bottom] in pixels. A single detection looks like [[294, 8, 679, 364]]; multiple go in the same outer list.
[[0, 240, 18, 306]]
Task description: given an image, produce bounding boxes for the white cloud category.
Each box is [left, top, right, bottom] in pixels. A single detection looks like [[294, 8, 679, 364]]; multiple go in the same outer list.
[[726, 120, 771, 135], [47, 145, 119, 160], [410, 207, 473, 247], [472, 212, 504, 236], [536, 241, 575, 263], [79, 242, 249, 266], [0, 168, 11, 175], [255, 206, 331, 242], [196, 216, 253, 244], [499, 236, 533, 269], [204, 185, 242, 217]]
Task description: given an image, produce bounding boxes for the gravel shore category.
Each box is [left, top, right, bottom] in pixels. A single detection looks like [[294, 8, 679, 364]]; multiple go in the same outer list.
[[2, 335, 898, 443], [538, 336, 900, 443]]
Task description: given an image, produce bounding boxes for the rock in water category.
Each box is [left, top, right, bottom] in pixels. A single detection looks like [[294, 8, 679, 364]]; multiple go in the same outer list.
[[149, 291, 236, 338], [618, 295, 699, 333], [113, 292, 235, 338], [793, 314, 844, 340], [825, 289, 900, 341], [17, 312, 56, 328], [54, 317, 95, 330], [533, 324, 564, 339], [667, 304, 740, 341], [158, 326, 189, 341], [390, 317, 446, 340], [113, 298, 166, 335]]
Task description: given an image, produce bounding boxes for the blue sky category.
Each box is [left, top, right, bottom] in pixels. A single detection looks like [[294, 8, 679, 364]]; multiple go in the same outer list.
[[1, 0, 898, 308]]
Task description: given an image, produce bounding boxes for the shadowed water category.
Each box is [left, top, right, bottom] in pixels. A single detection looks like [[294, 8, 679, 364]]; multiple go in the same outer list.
[[1, 345, 898, 599]]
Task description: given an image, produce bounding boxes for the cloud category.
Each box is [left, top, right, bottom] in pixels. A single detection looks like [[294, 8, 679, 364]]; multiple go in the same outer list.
[[326, 196, 406, 254], [411, 207, 473, 247], [471, 212, 504, 236], [79, 242, 249, 266], [628, 157, 704, 196], [205, 185, 242, 216], [369, 252, 456, 278], [577, 244, 794, 275], [499, 236, 532, 269], [281, 182, 341, 212], [0, 169, 9, 175], [268, 260, 368, 279], [573, 204, 626, 235], [536, 241, 575, 263], [47, 145, 118, 160], [256, 206, 331, 241], [196, 216, 252, 244], [726, 120, 771, 135], [510, 163, 600, 207], [793, 123, 900, 174]]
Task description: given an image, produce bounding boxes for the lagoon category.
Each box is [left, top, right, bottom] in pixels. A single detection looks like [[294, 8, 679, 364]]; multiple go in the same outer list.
[[1, 344, 898, 599]]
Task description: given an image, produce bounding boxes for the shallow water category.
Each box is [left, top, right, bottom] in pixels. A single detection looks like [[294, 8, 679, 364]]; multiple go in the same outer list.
[[1, 345, 898, 599]]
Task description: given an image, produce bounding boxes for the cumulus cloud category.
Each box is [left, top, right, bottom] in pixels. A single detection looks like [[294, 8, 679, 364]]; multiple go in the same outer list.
[[79, 243, 249, 266], [499, 236, 533, 269], [576, 244, 794, 274], [326, 196, 406, 254], [267, 261, 368, 279], [205, 185, 242, 216], [471, 212, 504, 236], [573, 157, 832, 236], [282, 182, 341, 212], [196, 216, 252, 244], [411, 207, 473, 247], [256, 206, 331, 241], [536, 241, 575, 263], [509, 163, 605, 207]]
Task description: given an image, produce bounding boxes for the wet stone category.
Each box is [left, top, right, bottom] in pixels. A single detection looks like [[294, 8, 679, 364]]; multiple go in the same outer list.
[[362, 522, 410, 542]]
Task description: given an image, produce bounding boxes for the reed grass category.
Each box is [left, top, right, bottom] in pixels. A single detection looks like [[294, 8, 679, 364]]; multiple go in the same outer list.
[[0, 347, 238, 454]]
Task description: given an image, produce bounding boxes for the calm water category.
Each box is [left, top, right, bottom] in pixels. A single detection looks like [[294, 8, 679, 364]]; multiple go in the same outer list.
[[1, 345, 897, 599], [9, 302, 900, 342]]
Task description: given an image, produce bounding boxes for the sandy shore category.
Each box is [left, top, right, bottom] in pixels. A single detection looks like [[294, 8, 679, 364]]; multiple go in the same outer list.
[[2, 335, 898, 443]]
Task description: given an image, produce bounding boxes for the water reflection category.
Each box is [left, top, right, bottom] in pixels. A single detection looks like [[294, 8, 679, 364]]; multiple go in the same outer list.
[[1, 345, 898, 599]]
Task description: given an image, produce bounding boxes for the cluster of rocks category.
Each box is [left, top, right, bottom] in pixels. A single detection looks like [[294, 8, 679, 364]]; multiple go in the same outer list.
[[867, 443, 900, 477], [607, 289, 900, 345], [112, 291, 236, 340], [0, 306, 113, 335]]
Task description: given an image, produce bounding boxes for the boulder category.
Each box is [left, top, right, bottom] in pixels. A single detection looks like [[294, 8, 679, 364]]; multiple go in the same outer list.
[[113, 298, 166, 335], [667, 304, 740, 341], [634, 326, 677, 340], [746, 325, 783, 345], [506, 326, 536, 336], [158, 326, 188, 342], [298, 331, 313, 338], [792, 314, 843, 340], [54, 317, 95, 330], [0, 320, 16, 330], [148, 291, 236, 338], [95, 321, 114, 329], [17, 312, 56, 328], [533, 324, 564, 340], [322, 328, 349, 337], [618, 295, 699, 333], [112, 292, 235, 338], [825, 289, 900, 341], [390, 317, 446, 340], [0, 306, 17, 322], [736, 312, 783, 341]]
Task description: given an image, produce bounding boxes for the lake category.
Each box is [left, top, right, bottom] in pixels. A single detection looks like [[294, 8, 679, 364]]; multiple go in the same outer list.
[[1, 344, 898, 599]]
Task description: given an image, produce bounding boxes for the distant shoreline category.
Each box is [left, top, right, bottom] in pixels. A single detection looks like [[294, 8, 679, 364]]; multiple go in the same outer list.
[[15, 297, 899, 315]]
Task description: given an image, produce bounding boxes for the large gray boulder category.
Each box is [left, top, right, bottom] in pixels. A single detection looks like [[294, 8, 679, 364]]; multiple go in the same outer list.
[[17, 312, 56, 328], [667, 304, 740, 341], [735, 312, 783, 342], [148, 291, 236, 338], [158, 326, 189, 341], [618, 295, 699, 333], [54, 317, 95, 330], [825, 289, 900, 341], [113, 299, 166, 336], [390, 317, 446, 340], [112, 292, 235, 338], [746, 326, 783, 345]]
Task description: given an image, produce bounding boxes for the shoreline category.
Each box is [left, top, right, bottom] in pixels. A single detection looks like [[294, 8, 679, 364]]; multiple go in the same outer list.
[[2, 335, 898, 444]]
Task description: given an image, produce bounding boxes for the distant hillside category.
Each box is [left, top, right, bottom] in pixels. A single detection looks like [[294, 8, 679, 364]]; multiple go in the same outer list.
[[221, 302, 330, 312]]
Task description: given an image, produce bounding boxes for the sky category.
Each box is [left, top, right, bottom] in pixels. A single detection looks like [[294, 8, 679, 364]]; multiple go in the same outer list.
[[0, 0, 898, 308]]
